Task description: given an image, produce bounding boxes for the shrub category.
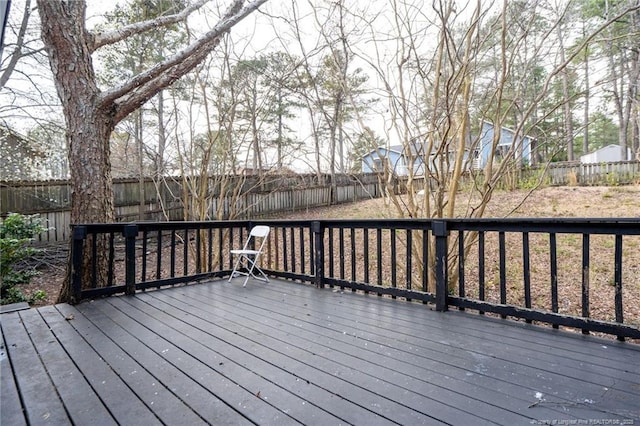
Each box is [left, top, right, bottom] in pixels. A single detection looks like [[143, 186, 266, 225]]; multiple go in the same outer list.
[[0, 213, 47, 305], [516, 166, 550, 190]]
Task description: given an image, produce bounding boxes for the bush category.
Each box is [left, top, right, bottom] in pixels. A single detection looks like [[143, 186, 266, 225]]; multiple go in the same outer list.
[[0, 213, 47, 305], [517, 166, 551, 190]]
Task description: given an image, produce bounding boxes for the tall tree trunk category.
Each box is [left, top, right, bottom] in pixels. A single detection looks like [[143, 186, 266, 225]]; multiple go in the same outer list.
[[618, 53, 629, 151], [604, 1, 628, 151], [632, 8, 640, 156], [137, 110, 146, 220], [557, 24, 574, 161], [157, 90, 166, 177], [37, 0, 268, 303], [38, 1, 115, 302], [277, 90, 284, 169], [624, 38, 639, 157], [583, 23, 590, 155]]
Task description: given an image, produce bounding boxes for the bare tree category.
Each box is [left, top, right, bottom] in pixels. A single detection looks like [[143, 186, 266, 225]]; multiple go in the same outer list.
[[0, 0, 58, 132], [1, 0, 27, 88], [36, 0, 268, 302], [557, 17, 575, 161], [344, 0, 639, 291]]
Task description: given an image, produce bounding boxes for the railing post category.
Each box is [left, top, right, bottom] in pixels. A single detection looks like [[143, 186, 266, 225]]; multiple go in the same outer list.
[[70, 225, 87, 304], [312, 221, 324, 288], [433, 220, 449, 312], [123, 224, 138, 295], [247, 221, 255, 251]]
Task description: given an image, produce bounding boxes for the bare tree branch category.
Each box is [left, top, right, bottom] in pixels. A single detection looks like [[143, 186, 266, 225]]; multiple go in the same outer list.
[[89, 0, 209, 52], [0, 0, 32, 89], [101, 0, 268, 123]]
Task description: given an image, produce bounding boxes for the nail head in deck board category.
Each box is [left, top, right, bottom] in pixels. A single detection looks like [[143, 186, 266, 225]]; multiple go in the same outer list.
[[2, 278, 639, 425]]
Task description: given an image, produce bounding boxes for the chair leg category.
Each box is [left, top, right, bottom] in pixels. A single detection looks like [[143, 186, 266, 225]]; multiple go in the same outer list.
[[229, 253, 268, 287], [253, 261, 269, 281], [229, 254, 243, 282], [244, 255, 268, 287], [240, 254, 250, 287]]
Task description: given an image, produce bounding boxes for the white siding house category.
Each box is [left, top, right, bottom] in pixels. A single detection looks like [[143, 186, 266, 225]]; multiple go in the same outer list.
[[580, 144, 632, 164]]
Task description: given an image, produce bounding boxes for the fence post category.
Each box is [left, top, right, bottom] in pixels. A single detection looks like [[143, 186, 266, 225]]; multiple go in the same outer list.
[[123, 224, 138, 295], [312, 221, 324, 288], [433, 220, 449, 312], [70, 225, 87, 304]]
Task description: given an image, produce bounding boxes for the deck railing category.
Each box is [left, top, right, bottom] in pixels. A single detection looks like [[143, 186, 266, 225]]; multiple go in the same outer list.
[[70, 218, 640, 340]]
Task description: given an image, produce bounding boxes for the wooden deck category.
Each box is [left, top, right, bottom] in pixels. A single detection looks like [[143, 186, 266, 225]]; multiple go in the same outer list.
[[2, 278, 639, 425]]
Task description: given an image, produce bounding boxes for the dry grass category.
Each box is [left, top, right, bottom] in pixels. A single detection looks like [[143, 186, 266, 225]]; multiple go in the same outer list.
[[282, 185, 640, 220]]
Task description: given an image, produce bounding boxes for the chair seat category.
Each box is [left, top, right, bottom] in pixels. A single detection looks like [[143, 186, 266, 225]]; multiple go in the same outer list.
[[230, 249, 260, 255], [228, 225, 270, 287]]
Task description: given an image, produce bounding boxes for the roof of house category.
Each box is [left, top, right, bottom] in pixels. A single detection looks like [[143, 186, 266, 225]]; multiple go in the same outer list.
[[584, 144, 624, 153]]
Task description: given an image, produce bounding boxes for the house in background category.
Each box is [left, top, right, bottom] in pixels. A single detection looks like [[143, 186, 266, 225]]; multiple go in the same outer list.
[[361, 121, 535, 175], [360, 142, 468, 175], [475, 121, 535, 169], [580, 144, 632, 164], [361, 143, 427, 176], [0, 126, 47, 180]]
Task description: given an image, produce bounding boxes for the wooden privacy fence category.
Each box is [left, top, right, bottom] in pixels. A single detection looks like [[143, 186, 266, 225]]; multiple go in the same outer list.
[[70, 218, 640, 340], [3, 162, 639, 241], [1, 173, 385, 241], [541, 160, 640, 185]]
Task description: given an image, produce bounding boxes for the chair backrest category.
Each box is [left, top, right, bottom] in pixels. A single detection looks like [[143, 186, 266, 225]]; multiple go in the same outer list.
[[243, 225, 270, 252], [250, 225, 270, 238]]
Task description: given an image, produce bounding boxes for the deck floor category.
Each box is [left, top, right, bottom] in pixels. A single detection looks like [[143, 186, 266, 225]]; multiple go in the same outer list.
[[2, 278, 639, 425]]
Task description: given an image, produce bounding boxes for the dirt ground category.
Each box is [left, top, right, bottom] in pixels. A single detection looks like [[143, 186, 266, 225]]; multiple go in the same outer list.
[[23, 185, 640, 311]]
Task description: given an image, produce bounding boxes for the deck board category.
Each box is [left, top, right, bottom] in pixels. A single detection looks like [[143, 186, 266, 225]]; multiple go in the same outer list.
[[107, 294, 394, 425], [177, 282, 637, 421], [0, 321, 27, 426], [1, 310, 70, 425], [197, 282, 640, 407], [19, 308, 116, 426], [158, 286, 543, 424], [89, 298, 334, 425], [138, 291, 459, 425], [2, 278, 639, 425], [36, 305, 162, 425]]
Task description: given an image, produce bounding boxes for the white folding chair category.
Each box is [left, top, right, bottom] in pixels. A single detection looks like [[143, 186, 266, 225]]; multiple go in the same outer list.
[[228, 225, 270, 287]]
